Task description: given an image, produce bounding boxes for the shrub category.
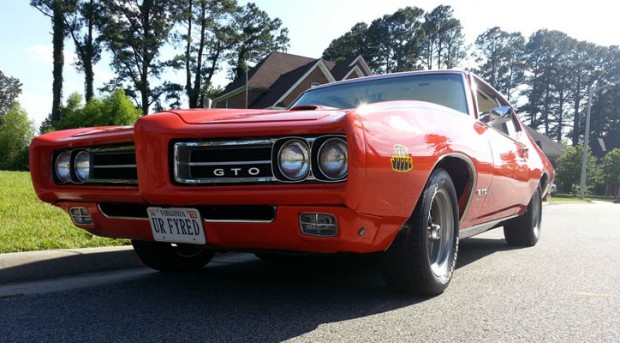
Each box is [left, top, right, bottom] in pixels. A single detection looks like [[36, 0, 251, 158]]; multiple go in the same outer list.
[[0, 103, 34, 171], [53, 89, 142, 131]]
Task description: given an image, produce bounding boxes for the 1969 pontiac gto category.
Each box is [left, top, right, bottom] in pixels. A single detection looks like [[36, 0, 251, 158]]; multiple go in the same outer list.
[[30, 70, 554, 295]]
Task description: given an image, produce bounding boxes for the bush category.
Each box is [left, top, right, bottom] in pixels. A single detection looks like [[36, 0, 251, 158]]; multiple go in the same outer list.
[[0, 103, 34, 171], [555, 145, 598, 194], [52, 89, 142, 131], [601, 148, 620, 197]]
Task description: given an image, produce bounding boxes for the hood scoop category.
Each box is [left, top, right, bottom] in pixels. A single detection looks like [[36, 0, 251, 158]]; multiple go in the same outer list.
[[169, 108, 335, 125]]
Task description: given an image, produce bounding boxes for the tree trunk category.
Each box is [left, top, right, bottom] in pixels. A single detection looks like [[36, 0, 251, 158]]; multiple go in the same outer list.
[[572, 75, 582, 147], [185, 0, 194, 107], [51, 1, 65, 122], [84, 1, 95, 102]]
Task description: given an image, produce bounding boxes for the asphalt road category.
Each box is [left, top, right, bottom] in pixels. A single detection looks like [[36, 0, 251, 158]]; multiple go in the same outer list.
[[0, 201, 618, 342]]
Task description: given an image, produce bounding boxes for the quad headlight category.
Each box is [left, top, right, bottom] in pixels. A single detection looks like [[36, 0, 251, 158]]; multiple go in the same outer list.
[[55, 151, 72, 183], [277, 139, 310, 181], [74, 151, 91, 182], [54, 150, 92, 184], [274, 136, 347, 182], [317, 138, 348, 180]]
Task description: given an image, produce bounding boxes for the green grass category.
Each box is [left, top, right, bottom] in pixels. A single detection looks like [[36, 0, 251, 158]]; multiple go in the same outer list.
[[0, 170, 128, 253]]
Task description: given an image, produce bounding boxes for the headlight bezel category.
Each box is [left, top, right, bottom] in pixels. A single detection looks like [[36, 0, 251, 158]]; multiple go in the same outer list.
[[53, 149, 92, 184], [73, 150, 92, 183], [54, 151, 72, 183], [316, 137, 348, 181], [276, 138, 311, 182], [273, 135, 348, 183]]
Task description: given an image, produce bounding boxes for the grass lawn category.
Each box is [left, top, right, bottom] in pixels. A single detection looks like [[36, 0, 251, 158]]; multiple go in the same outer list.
[[0, 170, 128, 253]]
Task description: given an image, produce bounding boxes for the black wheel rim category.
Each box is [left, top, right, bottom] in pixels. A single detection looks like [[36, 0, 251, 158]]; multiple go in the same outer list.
[[427, 187, 455, 278], [531, 194, 542, 239]]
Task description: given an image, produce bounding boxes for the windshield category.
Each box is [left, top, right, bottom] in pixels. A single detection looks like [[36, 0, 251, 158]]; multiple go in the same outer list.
[[291, 73, 468, 114]]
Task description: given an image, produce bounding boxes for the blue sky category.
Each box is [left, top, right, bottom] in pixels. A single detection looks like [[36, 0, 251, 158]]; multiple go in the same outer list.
[[1, 0, 619, 130]]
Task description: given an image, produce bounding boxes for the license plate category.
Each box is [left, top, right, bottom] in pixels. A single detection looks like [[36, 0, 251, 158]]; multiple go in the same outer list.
[[147, 207, 206, 245]]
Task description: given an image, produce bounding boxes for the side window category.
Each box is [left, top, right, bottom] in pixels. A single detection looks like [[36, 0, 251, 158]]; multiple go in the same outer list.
[[476, 88, 498, 115], [476, 82, 521, 139]]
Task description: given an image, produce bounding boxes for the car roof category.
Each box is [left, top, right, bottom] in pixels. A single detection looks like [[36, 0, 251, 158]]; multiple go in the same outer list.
[[307, 69, 469, 91]]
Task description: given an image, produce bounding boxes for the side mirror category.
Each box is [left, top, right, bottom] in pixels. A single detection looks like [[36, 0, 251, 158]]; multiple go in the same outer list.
[[479, 106, 513, 126]]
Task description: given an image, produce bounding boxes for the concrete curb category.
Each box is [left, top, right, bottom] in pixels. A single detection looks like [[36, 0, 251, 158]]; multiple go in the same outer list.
[[0, 246, 144, 285]]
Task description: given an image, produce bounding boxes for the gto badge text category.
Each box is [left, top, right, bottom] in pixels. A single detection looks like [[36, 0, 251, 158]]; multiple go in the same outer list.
[[213, 167, 260, 177]]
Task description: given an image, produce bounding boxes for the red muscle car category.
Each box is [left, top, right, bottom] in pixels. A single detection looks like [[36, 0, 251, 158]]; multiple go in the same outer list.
[[30, 70, 554, 295]]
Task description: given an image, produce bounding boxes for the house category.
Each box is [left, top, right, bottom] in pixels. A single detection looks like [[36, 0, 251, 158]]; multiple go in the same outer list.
[[524, 125, 565, 164], [212, 52, 372, 110], [590, 130, 620, 159]]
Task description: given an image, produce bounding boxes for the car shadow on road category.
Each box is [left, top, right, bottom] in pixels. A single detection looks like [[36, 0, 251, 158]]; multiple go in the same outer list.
[[1, 237, 521, 341], [456, 236, 518, 269]]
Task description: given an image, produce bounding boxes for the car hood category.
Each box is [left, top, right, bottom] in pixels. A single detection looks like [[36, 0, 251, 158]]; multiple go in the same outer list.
[[166, 107, 346, 125]]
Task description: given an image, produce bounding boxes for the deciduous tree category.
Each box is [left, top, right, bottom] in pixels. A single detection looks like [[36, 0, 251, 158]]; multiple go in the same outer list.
[[0, 103, 34, 170], [31, 0, 78, 121], [174, 0, 238, 108], [322, 22, 371, 65], [555, 145, 598, 194], [54, 89, 141, 130], [228, 2, 289, 80], [419, 5, 466, 70], [0, 70, 22, 117], [64, 0, 102, 102], [601, 148, 620, 196], [474, 27, 526, 101], [96, 0, 180, 114]]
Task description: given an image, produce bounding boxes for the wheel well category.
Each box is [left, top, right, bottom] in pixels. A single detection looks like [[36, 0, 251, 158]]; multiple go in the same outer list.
[[435, 157, 473, 219]]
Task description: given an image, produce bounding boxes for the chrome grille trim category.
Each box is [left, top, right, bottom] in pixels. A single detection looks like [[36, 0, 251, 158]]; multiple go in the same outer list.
[[90, 145, 138, 185], [173, 136, 347, 185], [174, 139, 276, 185], [187, 160, 271, 167]]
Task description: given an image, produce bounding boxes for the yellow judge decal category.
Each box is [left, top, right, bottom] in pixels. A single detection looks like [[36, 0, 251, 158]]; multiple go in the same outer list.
[[391, 144, 413, 172]]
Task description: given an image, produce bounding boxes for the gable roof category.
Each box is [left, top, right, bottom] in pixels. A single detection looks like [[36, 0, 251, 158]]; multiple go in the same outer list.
[[253, 59, 335, 109], [591, 130, 620, 158], [214, 52, 372, 108], [218, 52, 317, 96], [525, 125, 565, 160], [329, 55, 373, 80]]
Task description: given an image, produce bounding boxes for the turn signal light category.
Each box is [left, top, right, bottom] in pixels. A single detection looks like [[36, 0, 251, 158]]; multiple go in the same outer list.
[[299, 213, 338, 237], [69, 207, 93, 226]]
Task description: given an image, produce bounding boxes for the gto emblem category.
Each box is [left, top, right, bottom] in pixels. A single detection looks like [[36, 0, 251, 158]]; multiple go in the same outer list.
[[213, 167, 261, 177]]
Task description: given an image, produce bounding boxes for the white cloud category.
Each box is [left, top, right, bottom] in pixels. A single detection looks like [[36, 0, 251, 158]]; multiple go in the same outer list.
[[19, 89, 51, 132], [24, 44, 78, 68], [24, 44, 53, 65]]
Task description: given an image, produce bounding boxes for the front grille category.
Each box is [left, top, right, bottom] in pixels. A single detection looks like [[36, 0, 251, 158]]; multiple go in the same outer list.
[[174, 140, 275, 184], [173, 136, 347, 185], [90, 146, 137, 184]]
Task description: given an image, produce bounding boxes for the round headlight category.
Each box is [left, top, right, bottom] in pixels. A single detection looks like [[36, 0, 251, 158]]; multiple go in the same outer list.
[[278, 139, 310, 181], [55, 151, 72, 183], [74, 151, 91, 182], [318, 138, 347, 180]]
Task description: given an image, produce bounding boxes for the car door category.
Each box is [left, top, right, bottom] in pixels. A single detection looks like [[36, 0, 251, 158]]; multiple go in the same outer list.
[[474, 82, 531, 223]]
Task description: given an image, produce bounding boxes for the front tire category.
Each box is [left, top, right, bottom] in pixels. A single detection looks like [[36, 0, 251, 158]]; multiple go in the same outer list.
[[132, 240, 214, 272], [382, 169, 459, 296], [503, 186, 542, 247]]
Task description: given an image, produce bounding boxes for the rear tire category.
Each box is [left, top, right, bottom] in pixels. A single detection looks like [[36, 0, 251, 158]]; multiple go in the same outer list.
[[503, 187, 542, 247], [382, 169, 459, 296], [132, 240, 214, 272]]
